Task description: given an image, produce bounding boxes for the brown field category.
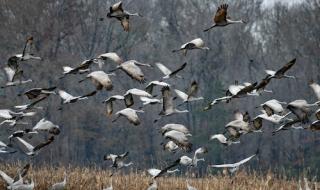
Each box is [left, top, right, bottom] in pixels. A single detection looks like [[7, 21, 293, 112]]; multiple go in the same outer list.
[[0, 163, 316, 190]]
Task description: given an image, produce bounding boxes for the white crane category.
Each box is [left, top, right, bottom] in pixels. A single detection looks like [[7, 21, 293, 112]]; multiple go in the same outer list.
[[103, 95, 125, 116], [154, 147, 207, 178], [110, 60, 152, 83], [160, 124, 191, 135], [139, 97, 161, 108], [1, 67, 32, 88], [50, 172, 67, 190], [123, 88, 152, 107], [287, 100, 319, 123], [162, 141, 179, 153], [105, 1, 142, 32], [145, 80, 170, 95], [7, 179, 34, 190], [155, 87, 188, 122], [19, 87, 56, 99], [14, 96, 48, 111], [257, 99, 287, 116], [14, 136, 54, 156], [310, 80, 320, 100], [172, 38, 209, 56], [16, 36, 41, 61], [155, 62, 187, 80], [147, 168, 179, 178], [60, 59, 94, 78], [104, 152, 132, 169], [112, 108, 144, 125], [79, 71, 114, 91], [164, 130, 192, 152], [210, 134, 240, 146], [32, 118, 60, 135], [265, 58, 296, 80], [209, 152, 257, 172], [204, 4, 245, 32], [58, 90, 96, 104], [94, 52, 123, 68]]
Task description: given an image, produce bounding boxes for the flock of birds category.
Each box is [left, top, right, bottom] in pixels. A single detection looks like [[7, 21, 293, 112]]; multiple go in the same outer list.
[[0, 1, 318, 190]]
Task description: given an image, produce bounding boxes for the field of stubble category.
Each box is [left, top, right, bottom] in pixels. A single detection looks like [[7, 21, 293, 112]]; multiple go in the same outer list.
[[0, 163, 314, 190]]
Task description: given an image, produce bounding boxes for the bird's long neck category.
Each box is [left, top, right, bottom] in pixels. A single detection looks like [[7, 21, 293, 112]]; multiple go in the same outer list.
[[227, 19, 244, 24]]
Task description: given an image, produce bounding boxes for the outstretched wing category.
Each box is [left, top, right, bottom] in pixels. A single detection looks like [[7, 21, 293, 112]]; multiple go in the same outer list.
[[275, 58, 296, 76], [214, 4, 228, 23], [169, 62, 187, 78]]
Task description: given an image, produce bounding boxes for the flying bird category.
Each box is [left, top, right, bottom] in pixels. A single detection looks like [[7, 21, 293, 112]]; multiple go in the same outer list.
[[155, 62, 187, 80], [112, 108, 144, 125], [19, 87, 56, 99], [265, 58, 296, 80], [58, 90, 96, 104], [14, 136, 55, 156], [79, 71, 114, 91], [172, 38, 209, 56], [204, 4, 246, 32], [105, 1, 142, 32]]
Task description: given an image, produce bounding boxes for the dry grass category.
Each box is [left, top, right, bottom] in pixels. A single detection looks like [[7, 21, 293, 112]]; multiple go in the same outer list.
[[0, 163, 315, 190]]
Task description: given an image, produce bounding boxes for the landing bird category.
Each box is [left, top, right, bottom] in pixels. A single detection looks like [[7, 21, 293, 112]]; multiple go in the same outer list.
[[1, 67, 32, 88], [32, 118, 60, 135], [265, 58, 296, 80], [287, 99, 319, 124], [103, 95, 125, 116], [14, 96, 48, 111], [154, 86, 188, 122], [145, 80, 170, 95], [172, 38, 209, 56], [105, 1, 142, 32], [209, 151, 258, 172], [147, 168, 179, 178], [210, 134, 240, 146], [50, 172, 67, 190], [163, 130, 192, 152], [154, 147, 207, 178], [60, 59, 94, 78], [160, 123, 191, 135], [155, 62, 187, 80], [79, 71, 114, 91], [112, 108, 144, 125], [257, 99, 287, 116], [19, 87, 56, 99], [15, 136, 54, 156], [104, 152, 132, 169], [58, 90, 96, 104], [204, 4, 246, 32]]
